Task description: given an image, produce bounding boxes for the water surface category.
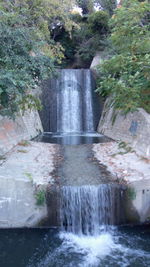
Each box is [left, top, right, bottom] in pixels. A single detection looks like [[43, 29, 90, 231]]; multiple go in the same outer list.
[[0, 227, 150, 267], [33, 132, 111, 145]]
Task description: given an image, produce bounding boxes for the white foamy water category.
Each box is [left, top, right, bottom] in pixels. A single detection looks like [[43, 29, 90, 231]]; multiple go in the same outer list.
[[58, 230, 150, 267], [59, 231, 117, 267], [27, 228, 150, 267]]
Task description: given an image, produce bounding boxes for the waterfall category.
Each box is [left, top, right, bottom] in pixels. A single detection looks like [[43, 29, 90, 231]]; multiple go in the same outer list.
[[57, 69, 94, 133], [40, 69, 97, 133], [84, 70, 95, 132], [60, 184, 125, 235], [57, 70, 83, 133]]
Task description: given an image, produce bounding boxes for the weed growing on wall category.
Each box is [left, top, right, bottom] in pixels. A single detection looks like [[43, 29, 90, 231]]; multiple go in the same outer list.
[[35, 190, 46, 206]]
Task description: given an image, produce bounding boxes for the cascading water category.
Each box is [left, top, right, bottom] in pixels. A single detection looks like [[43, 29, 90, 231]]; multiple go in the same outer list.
[[57, 70, 84, 133], [40, 69, 100, 134], [38, 69, 107, 144], [60, 184, 125, 235], [3, 68, 149, 267]]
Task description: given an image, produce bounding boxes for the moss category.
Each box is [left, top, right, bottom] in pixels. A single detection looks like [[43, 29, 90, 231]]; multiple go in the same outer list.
[[35, 190, 46, 206], [127, 187, 136, 201]]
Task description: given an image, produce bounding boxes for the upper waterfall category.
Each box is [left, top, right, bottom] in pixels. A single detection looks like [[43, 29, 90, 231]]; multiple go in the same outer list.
[[40, 69, 100, 133], [57, 69, 94, 133]]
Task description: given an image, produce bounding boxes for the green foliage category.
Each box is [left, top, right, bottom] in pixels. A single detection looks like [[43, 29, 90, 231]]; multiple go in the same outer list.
[[94, 0, 117, 16], [0, 16, 54, 116], [75, 34, 104, 67], [76, 0, 117, 16], [35, 189, 46, 206], [96, 0, 150, 114], [76, 0, 94, 14], [88, 11, 109, 34], [127, 187, 136, 200], [58, 9, 109, 67], [0, 0, 76, 116]]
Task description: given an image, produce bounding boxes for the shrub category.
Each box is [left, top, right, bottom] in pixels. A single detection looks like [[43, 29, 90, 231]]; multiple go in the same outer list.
[[96, 0, 150, 114], [88, 11, 109, 34]]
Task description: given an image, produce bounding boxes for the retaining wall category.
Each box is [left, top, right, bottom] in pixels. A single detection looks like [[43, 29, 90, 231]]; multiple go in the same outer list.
[[0, 110, 43, 155], [98, 99, 150, 158]]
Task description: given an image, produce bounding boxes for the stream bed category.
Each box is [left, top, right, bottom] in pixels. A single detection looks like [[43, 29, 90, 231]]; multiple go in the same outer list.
[[0, 227, 150, 267]]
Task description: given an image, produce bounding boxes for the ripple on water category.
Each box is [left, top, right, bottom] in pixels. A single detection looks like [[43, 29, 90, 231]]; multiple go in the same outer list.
[[29, 228, 150, 267]]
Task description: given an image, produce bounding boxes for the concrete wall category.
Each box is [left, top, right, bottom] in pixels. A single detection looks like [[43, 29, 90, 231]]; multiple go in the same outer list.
[[126, 180, 150, 224], [0, 178, 47, 228], [98, 98, 150, 158], [0, 142, 57, 228], [0, 110, 43, 155]]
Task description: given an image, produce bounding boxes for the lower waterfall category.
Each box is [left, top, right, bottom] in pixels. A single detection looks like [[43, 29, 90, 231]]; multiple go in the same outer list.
[[60, 184, 125, 235]]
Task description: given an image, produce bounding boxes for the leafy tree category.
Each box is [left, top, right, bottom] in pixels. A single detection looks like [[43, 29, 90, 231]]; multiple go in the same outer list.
[[56, 9, 110, 68], [76, 0, 117, 16], [72, 11, 109, 67], [0, 0, 76, 116], [96, 0, 150, 114], [94, 0, 117, 16], [0, 11, 54, 116], [76, 0, 94, 14], [87, 10, 109, 34]]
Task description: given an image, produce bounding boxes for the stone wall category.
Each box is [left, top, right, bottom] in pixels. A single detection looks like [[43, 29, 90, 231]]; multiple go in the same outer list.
[[0, 110, 43, 155], [98, 98, 150, 158]]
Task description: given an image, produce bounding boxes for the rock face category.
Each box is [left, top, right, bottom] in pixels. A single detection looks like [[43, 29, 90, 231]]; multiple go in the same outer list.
[[90, 51, 108, 75], [97, 98, 150, 158], [0, 110, 43, 156]]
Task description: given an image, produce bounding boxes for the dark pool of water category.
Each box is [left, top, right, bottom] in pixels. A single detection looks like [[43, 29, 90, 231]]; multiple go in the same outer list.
[[33, 132, 111, 145], [0, 226, 150, 267]]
